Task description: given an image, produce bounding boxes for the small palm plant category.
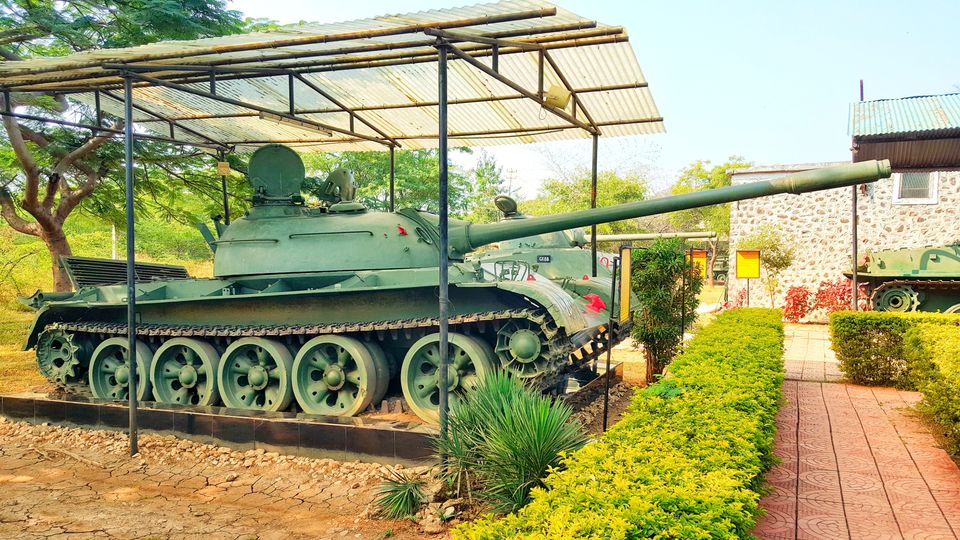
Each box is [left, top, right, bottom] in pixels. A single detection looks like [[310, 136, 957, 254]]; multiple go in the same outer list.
[[374, 469, 426, 519], [434, 371, 588, 513]]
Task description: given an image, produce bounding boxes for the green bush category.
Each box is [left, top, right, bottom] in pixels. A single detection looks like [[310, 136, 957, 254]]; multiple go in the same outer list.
[[375, 469, 426, 519], [435, 371, 587, 513], [830, 311, 960, 388], [904, 324, 960, 453], [455, 308, 784, 539]]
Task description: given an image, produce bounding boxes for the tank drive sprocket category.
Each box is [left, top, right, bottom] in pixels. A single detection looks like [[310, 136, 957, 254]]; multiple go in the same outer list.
[[36, 329, 90, 385], [871, 284, 922, 312]]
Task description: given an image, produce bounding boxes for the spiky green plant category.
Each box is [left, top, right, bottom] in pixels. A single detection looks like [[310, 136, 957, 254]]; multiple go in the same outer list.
[[434, 371, 588, 513], [374, 470, 425, 519]]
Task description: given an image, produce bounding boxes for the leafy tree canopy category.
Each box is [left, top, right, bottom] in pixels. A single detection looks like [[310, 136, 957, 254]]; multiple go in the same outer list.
[[667, 156, 751, 234], [521, 169, 647, 234]]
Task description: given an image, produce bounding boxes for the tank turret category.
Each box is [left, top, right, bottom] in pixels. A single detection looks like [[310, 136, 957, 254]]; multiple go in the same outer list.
[[23, 144, 892, 424]]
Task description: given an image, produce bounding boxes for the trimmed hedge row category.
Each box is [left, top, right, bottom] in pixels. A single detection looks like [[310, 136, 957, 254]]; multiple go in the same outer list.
[[830, 311, 960, 388], [455, 308, 785, 539], [904, 324, 960, 453]]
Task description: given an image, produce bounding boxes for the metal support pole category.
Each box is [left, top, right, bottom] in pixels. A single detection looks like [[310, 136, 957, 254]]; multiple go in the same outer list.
[[219, 150, 231, 225], [681, 247, 690, 348], [389, 145, 396, 212], [123, 76, 138, 456], [437, 42, 451, 438], [851, 186, 858, 310], [602, 255, 619, 433], [590, 133, 598, 277], [288, 74, 295, 115]]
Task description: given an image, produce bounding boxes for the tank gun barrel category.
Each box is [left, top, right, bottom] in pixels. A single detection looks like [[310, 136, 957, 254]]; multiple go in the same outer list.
[[459, 160, 890, 251], [590, 231, 717, 243]]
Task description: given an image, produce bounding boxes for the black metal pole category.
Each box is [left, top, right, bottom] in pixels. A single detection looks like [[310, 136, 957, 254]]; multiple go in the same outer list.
[[602, 255, 619, 432], [437, 42, 450, 438], [389, 145, 396, 212], [852, 187, 858, 310], [680, 246, 688, 347], [590, 133, 598, 277], [218, 150, 230, 225], [123, 76, 138, 456]]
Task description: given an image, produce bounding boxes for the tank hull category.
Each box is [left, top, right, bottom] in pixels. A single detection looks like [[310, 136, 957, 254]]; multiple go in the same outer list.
[[855, 244, 960, 313]]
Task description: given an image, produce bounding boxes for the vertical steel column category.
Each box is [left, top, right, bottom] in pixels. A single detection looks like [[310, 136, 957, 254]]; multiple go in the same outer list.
[[218, 150, 230, 225], [602, 255, 619, 433], [123, 76, 139, 456], [590, 133, 598, 277], [437, 42, 451, 438], [852, 187, 858, 310], [389, 145, 396, 212]]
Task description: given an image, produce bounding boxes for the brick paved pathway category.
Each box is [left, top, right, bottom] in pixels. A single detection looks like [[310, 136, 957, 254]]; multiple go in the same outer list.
[[754, 325, 960, 539]]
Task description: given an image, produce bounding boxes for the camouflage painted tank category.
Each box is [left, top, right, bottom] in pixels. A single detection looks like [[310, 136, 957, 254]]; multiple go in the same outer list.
[[855, 243, 960, 313], [23, 145, 891, 422]]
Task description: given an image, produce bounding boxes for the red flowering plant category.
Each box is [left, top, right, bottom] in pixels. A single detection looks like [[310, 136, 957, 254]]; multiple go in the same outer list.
[[811, 278, 871, 314], [782, 286, 812, 323]]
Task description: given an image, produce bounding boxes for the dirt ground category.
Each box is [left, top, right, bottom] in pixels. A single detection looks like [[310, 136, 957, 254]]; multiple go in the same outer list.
[[0, 417, 438, 540]]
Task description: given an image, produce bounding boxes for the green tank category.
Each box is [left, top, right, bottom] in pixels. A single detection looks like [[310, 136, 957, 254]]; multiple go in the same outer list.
[[855, 244, 960, 313], [22, 145, 891, 423]]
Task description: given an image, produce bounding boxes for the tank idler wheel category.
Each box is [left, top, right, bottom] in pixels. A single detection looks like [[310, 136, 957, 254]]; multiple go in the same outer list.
[[400, 333, 496, 424], [871, 284, 921, 312], [151, 338, 221, 406], [292, 336, 380, 417], [218, 337, 293, 412], [36, 329, 90, 385], [88, 337, 154, 402], [495, 319, 550, 379]]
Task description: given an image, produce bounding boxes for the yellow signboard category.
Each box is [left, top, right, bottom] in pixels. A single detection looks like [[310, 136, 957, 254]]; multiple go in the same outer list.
[[686, 249, 709, 279], [735, 250, 761, 279], [619, 247, 632, 323], [217, 161, 231, 176]]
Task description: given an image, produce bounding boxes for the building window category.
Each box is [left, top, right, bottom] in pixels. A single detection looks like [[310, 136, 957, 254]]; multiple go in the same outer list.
[[893, 172, 939, 205]]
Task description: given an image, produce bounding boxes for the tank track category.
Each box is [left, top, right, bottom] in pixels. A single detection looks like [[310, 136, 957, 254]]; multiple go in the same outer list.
[[870, 279, 960, 312], [45, 308, 595, 397]]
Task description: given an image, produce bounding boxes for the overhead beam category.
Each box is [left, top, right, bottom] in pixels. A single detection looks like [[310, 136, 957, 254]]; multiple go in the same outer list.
[[291, 73, 399, 147], [444, 42, 598, 135], [100, 89, 230, 149], [119, 70, 393, 147]]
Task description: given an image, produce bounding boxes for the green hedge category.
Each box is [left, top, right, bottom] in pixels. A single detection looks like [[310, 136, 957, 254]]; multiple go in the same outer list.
[[904, 324, 960, 453], [455, 308, 784, 539], [830, 311, 960, 388]]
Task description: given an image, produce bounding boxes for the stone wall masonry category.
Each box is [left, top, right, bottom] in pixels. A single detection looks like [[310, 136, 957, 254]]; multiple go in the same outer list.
[[728, 166, 960, 310]]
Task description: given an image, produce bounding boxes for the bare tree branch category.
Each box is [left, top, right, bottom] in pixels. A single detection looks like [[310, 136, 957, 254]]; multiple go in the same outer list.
[[0, 187, 41, 235], [53, 120, 120, 176]]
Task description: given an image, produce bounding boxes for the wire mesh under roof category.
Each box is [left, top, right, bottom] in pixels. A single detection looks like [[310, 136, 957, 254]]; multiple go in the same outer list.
[[0, 0, 664, 152]]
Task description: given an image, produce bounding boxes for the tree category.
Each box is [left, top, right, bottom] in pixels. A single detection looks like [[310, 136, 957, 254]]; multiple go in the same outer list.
[[463, 151, 505, 224], [738, 224, 796, 308], [302, 149, 473, 216], [522, 169, 648, 234], [0, 1, 244, 290], [629, 238, 703, 383], [668, 157, 751, 286]]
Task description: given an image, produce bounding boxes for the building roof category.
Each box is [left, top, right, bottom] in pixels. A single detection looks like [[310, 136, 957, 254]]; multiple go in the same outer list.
[[0, 0, 664, 153], [849, 93, 960, 138], [849, 93, 960, 170]]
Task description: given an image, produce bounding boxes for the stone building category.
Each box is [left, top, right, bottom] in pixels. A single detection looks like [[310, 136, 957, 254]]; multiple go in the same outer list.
[[727, 164, 960, 308], [728, 92, 960, 309]]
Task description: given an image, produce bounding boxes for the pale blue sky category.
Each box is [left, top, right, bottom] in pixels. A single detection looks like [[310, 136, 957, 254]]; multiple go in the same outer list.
[[229, 0, 960, 194]]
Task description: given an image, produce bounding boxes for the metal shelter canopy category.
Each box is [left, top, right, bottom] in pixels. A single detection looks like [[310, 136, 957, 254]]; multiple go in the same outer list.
[[0, 0, 663, 152], [0, 0, 665, 450]]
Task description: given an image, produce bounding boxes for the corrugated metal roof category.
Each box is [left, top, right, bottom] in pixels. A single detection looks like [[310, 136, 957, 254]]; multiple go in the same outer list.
[[0, 0, 664, 152], [849, 93, 960, 137]]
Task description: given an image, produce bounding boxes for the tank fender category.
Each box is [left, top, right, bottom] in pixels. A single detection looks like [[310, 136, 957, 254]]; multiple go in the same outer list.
[[492, 279, 589, 334]]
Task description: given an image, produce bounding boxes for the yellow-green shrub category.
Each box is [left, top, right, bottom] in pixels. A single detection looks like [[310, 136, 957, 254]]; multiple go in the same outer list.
[[455, 308, 784, 539], [830, 311, 960, 388], [904, 324, 960, 453]]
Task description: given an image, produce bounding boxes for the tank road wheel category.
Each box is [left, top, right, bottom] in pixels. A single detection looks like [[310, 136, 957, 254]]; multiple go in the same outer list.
[[151, 338, 221, 406], [946, 304, 960, 314], [88, 337, 154, 402], [292, 336, 380, 416], [218, 337, 293, 412], [494, 320, 550, 379], [400, 333, 495, 424], [36, 329, 90, 385], [367, 341, 393, 405], [872, 284, 921, 312]]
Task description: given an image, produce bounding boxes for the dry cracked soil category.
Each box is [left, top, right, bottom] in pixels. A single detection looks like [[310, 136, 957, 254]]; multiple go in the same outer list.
[[0, 416, 439, 540]]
